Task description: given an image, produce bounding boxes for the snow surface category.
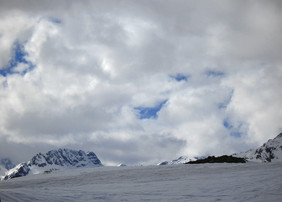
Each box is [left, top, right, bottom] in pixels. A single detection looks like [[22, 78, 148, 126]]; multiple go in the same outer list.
[[0, 163, 282, 201]]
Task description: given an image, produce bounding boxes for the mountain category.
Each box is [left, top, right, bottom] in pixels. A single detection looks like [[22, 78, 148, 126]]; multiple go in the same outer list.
[[2, 148, 102, 180], [29, 149, 102, 168], [234, 133, 282, 162], [2, 162, 30, 180], [159, 133, 282, 165]]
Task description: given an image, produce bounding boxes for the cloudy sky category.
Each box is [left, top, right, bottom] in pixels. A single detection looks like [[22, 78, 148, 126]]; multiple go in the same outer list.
[[0, 0, 281, 165]]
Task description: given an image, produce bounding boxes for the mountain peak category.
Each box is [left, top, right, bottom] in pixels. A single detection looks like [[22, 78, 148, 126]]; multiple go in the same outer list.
[[29, 148, 103, 168]]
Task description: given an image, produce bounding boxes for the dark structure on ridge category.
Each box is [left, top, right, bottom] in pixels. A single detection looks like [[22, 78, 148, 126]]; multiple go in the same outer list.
[[185, 155, 246, 164]]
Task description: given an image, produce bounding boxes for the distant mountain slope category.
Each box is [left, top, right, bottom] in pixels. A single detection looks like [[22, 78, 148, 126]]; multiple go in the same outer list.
[[234, 133, 282, 162], [158, 156, 198, 165], [2, 148, 102, 180]]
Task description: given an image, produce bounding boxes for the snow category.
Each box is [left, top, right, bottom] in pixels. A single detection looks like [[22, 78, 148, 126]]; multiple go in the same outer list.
[[0, 163, 282, 201], [158, 156, 197, 165], [117, 163, 127, 167]]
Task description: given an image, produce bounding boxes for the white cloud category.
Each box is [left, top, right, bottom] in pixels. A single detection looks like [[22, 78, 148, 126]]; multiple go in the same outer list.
[[0, 11, 35, 68], [0, 0, 281, 165]]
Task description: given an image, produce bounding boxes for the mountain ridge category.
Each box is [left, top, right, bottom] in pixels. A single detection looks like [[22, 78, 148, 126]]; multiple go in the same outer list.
[[159, 133, 282, 165]]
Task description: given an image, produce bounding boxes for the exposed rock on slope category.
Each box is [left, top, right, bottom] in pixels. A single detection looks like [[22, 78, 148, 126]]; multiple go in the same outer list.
[[186, 155, 246, 164], [3, 163, 30, 180]]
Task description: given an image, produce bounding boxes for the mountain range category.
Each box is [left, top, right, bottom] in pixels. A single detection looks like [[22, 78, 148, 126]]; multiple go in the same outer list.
[[1, 133, 281, 180], [160, 133, 282, 165], [1, 148, 102, 180]]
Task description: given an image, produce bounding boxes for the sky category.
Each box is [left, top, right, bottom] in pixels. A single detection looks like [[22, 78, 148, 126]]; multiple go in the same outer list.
[[0, 0, 281, 165]]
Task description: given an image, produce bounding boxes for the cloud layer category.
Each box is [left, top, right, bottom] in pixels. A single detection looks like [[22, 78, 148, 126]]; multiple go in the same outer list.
[[0, 0, 281, 165]]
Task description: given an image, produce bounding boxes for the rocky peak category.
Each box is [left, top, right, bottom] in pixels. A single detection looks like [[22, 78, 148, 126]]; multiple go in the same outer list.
[[29, 148, 102, 168]]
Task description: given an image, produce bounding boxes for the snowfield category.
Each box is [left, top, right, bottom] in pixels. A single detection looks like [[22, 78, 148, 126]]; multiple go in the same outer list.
[[0, 163, 282, 201]]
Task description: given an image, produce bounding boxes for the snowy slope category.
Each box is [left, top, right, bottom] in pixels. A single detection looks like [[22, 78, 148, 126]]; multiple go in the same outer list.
[[2, 149, 102, 180], [117, 163, 127, 167], [0, 163, 281, 201], [234, 133, 282, 162], [158, 156, 200, 165]]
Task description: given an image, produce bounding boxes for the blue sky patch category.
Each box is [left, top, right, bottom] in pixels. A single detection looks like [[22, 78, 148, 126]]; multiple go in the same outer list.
[[205, 70, 225, 77], [135, 100, 167, 119], [170, 73, 188, 82], [48, 17, 62, 24], [218, 90, 234, 109], [223, 119, 233, 129], [223, 119, 243, 138], [230, 131, 242, 138], [0, 41, 35, 77]]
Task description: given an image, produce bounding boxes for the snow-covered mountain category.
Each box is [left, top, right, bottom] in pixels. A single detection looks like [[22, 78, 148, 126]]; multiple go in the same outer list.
[[158, 156, 198, 165], [160, 133, 282, 165], [2, 148, 102, 180], [234, 133, 282, 162]]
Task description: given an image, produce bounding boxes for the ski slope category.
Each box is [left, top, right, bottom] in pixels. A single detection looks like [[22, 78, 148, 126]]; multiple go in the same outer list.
[[0, 163, 282, 201]]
